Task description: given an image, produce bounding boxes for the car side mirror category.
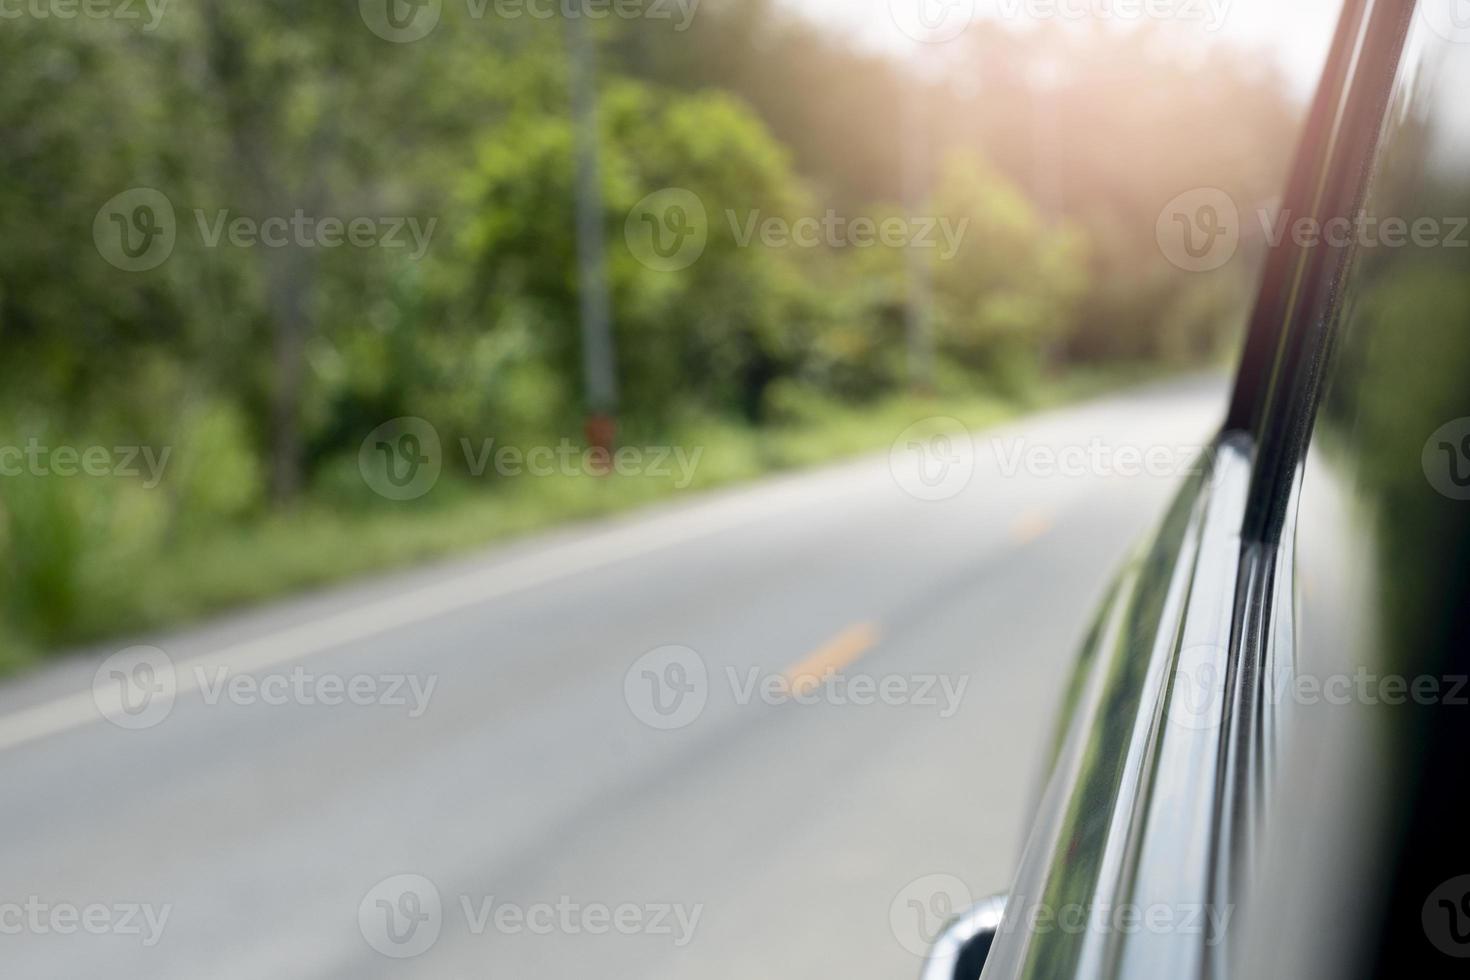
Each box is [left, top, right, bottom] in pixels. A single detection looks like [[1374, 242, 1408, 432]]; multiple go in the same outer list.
[[920, 894, 1007, 980]]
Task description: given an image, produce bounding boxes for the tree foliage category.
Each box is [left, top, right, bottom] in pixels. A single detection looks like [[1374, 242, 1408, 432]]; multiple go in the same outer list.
[[0, 4, 1299, 656]]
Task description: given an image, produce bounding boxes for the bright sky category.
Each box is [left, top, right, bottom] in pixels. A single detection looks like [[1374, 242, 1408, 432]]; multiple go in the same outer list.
[[782, 0, 1345, 96]]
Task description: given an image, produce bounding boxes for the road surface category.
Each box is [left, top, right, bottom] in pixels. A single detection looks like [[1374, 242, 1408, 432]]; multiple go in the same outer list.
[[0, 375, 1225, 979]]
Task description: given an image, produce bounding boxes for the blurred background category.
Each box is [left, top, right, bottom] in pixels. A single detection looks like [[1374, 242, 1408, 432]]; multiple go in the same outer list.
[[0, 0, 1335, 663], [0, 1, 1340, 978]]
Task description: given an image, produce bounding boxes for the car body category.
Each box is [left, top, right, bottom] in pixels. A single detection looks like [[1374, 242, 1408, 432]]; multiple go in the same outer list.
[[928, 2, 1470, 977]]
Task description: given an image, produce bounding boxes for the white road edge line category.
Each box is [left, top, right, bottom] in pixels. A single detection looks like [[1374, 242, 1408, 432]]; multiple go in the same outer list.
[[0, 472, 867, 755]]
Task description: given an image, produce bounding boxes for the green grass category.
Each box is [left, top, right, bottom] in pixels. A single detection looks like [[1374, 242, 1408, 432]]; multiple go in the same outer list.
[[0, 365, 1173, 675]]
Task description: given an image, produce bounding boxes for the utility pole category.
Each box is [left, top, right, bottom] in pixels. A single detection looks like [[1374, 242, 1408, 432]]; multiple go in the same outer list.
[[1031, 57, 1063, 371], [565, 7, 618, 467], [902, 67, 935, 395], [1030, 56, 1062, 222]]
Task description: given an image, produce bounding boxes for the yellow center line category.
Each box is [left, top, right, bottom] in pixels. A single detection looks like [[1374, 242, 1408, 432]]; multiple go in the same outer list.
[[780, 622, 881, 697], [1009, 507, 1055, 545]]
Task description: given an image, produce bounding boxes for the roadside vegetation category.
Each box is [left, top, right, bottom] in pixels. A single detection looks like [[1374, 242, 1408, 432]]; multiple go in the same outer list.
[[0, 1, 1296, 671]]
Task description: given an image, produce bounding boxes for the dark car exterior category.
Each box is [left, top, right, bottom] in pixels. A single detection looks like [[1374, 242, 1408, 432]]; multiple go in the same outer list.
[[934, 2, 1470, 977]]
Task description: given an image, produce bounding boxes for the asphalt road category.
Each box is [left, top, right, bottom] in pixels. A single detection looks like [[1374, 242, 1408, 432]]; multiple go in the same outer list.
[[0, 375, 1226, 979]]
